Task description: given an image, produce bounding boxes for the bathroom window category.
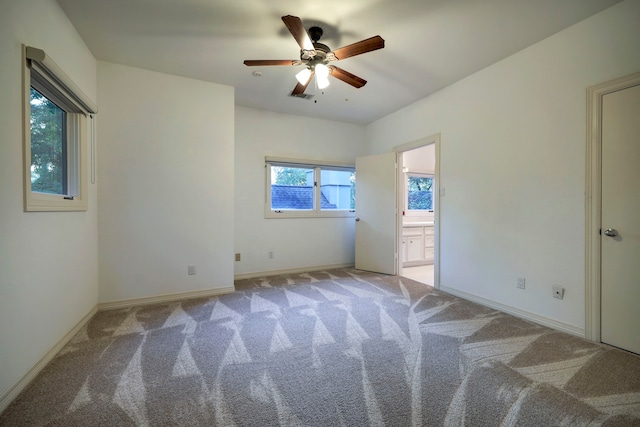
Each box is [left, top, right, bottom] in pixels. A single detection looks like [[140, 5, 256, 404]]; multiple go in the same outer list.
[[406, 174, 433, 212]]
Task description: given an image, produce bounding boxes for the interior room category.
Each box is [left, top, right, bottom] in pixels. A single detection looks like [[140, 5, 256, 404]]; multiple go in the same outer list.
[[1, 0, 640, 423], [400, 143, 437, 286]]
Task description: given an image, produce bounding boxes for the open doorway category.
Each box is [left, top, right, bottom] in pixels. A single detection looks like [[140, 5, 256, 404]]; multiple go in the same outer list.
[[395, 135, 440, 288]]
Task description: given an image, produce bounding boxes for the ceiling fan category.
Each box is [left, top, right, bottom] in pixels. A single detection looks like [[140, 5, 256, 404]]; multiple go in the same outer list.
[[244, 15, 384, 97]]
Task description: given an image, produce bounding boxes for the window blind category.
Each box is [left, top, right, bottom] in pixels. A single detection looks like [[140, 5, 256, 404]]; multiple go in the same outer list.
[[26, 46, 98, 115]]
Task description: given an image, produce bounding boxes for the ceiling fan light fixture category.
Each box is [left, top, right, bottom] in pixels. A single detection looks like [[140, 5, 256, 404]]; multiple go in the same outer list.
[[315, 63, 330, 89], [317, 75, 330, 89], [244, 15, 383, 97], [315, 63, 329, 78], [296, 67, 312, 85]]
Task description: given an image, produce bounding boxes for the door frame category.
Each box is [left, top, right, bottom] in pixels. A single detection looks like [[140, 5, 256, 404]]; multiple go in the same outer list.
[[585, 71, 640, 342], [394, 133, 441, 289]]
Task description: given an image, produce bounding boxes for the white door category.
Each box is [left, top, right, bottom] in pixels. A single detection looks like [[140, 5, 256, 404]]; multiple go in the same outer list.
[[355, 152, 397, 274], [601, 83, 640, 354]]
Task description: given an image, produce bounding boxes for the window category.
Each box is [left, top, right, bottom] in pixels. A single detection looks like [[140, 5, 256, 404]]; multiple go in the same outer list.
[[23, 46, 97, 211], [406, 174, 434, 213], [265, 157, 355, 218], [29, 87, 68, 196], [319, 168, 356, 211]]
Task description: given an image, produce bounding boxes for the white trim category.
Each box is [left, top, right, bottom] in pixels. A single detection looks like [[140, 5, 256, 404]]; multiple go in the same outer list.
[[265, 210, 355, 219], [394, 136, 439, 153], [98, 286, 236, 311], [265, 162, 356, 219], [265, 156, 354, 169], [0, 306, 98, 414], [585, 71, 640, 342], [234, 263, 354, 280], [440, 285, 585, 337], [394, 134, 441, 290]]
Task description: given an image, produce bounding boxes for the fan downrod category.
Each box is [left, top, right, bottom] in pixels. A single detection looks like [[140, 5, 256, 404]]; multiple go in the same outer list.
[[307, 26, 331, 56], [308, 26, 323, 42]]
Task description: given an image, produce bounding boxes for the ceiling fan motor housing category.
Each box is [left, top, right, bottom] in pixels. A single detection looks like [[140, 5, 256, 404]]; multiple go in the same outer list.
[[308, 26, 323, 42], [300, 25, 336, 64], [300, 43, 335, 64]]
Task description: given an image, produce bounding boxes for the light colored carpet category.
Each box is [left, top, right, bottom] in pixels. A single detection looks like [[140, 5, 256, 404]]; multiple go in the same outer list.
[[1, 268, 639, 426]]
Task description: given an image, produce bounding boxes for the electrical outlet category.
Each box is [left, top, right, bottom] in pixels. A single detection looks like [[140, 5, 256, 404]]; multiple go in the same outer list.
[[188, 264, 196, 275], [517, 277, 526, 289], [268, 251, 274, 259], [235, 253, 241, 262], [553, 285, 565, 299]]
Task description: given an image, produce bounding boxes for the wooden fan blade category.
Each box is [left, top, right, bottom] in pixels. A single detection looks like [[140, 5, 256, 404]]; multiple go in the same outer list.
[[291, 71, 315, 95], [332, 35, 385, 60], [329, 66, 367, 88], [243, 60, 299, 66], [282, 15, 314, 51]]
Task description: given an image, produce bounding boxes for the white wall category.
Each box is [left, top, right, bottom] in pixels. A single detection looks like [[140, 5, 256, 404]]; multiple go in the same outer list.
[[403, 144, 435, 174], [0, 0, 98, 407], [97, 62, 235, 303], [366, 0, 640, 332], [235, 106, 367, 276]]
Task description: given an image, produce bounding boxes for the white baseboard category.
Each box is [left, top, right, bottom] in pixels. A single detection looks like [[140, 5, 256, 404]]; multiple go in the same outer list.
[[439, 285, 585, 338], [234, 263, 354, 281], [98, 286, 236, 311], [0, 305, 98, 414]]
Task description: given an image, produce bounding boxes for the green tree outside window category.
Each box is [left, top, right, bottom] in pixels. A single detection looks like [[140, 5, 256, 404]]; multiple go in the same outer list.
[[30, 87, 66, 195]]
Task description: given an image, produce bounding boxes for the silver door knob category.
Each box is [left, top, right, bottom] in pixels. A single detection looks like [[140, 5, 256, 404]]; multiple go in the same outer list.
[[604, 228, 618, 237], [355, 217, 360, 222]]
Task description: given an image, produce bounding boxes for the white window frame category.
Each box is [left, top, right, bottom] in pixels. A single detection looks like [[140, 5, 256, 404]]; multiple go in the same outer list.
[[22, 45, 97, 212], [405, 172, 434, 218], [265, 157, 356, 219]]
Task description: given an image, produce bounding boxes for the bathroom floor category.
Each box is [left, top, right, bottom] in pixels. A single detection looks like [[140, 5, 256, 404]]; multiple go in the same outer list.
[[401, 264, 434, 286]]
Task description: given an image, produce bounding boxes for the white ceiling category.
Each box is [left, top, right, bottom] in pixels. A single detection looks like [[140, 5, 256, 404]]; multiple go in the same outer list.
[[56, 0, 621, 125]]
